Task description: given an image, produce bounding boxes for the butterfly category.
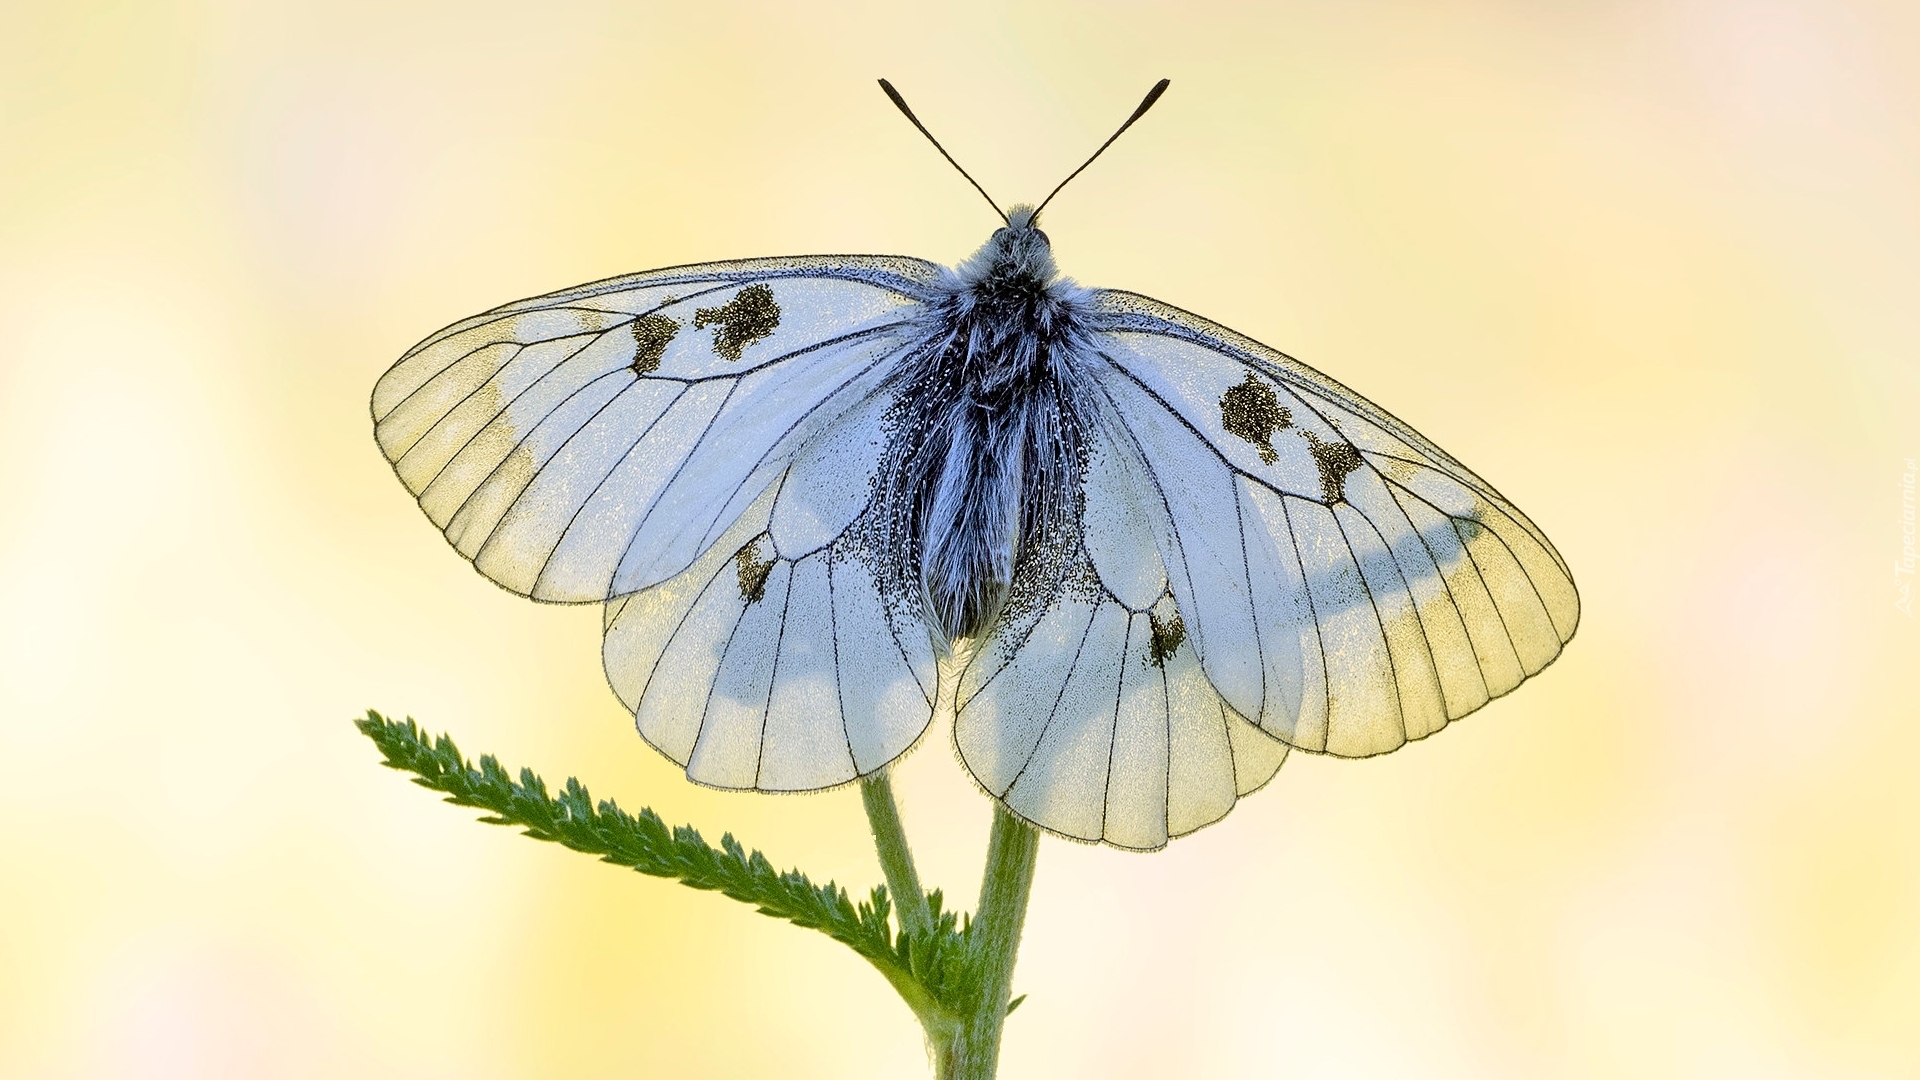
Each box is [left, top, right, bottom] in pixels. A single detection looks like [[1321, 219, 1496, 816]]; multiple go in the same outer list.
[[371, 80, 1578, 851]]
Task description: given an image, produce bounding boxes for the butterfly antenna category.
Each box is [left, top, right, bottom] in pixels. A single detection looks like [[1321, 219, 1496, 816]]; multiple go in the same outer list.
[[1034, 78, 1171, 217], [878, 79, 1010, 226]]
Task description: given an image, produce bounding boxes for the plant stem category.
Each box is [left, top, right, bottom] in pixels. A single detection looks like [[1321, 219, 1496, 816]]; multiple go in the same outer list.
[[861, 770, 934, 938], [937, 803, 1041, 1080], [861, 768, 1042, 1079]]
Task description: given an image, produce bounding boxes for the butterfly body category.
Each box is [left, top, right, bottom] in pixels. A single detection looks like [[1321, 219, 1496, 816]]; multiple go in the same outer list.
[[375, 201, 1577, 849], [887, 205, 1096, 642]]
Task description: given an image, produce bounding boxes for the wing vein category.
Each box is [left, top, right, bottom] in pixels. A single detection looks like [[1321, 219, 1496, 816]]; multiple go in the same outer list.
[[1360, 449, 1564, 574], [825, 557, 862, 775], [673, 339, 908, 566], [1280, 495, 1333, 745], [1355, 479, 1472, 717], [473, 380, 691, 576], [1100, 356, 1334, 507], [1000, 603, 1102, 799], [1232, 485, 1269, 721], [692, 542, 773, 779], [1381, 474, 1526, 683], [439, 367, 637, 535], [410, 332, 607, 495], [1099, 612, 1134, 843], [1330, 506, 1409, 746], [529, 379, 739, 597], [752, 557, 798, 789]]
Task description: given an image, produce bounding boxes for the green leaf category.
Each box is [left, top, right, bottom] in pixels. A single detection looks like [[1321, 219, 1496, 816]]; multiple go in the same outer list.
[[355, 710, 981, 1027]]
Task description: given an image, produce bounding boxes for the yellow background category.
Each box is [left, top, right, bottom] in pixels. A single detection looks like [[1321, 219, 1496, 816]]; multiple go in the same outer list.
[[3, 1, 1916, 1077]]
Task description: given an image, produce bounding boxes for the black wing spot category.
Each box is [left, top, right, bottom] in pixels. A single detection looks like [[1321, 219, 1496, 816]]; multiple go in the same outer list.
[[1305, 432, 1362, 503], [736, 537, 775, 604], [630, 313, 679, 375], [1220, 374, 1291, 465], [1147, 608, 1186, 667], [695, 284, 782, 361]]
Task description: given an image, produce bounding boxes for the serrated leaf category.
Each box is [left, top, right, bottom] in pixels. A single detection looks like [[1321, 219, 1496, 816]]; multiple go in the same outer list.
[[355, 709, 982, 1029]]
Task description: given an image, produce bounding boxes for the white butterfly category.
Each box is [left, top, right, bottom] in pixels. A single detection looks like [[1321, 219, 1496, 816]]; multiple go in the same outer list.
[[372, 81, 1578, 851]]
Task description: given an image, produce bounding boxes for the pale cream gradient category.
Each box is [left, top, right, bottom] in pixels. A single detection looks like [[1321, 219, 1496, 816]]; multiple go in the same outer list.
[[2, 2, 1916, 1077]]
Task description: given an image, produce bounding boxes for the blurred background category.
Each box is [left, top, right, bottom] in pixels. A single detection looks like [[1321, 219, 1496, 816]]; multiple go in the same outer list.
[[2, 1, 1915, 1077]]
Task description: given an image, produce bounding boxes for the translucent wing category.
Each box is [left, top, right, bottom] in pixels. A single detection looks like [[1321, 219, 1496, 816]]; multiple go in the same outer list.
[[953, 407, 1288, 850], [371, 256, 939, 602], [601, 447, 940, 792], [1079, 290, 1580, 758]]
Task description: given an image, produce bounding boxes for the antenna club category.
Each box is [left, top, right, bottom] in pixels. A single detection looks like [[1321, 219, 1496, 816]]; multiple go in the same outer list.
[[879, 78, 1009, 225], [1033, 77, 1172, 216]]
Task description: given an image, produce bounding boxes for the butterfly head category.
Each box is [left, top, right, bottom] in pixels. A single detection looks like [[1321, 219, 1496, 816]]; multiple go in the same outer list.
[[961, 204, 1057, 288], [1001, 204, 1047, 240]]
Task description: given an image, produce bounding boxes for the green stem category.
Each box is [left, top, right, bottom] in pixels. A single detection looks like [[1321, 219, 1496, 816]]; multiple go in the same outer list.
[[860, 770, 962, 1058], [937, 804, 1041, 1080], [861, 770, 933, 939]]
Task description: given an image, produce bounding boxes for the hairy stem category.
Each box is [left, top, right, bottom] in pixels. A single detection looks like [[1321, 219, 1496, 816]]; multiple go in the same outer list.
[[862, 770, 934, 939], [937, 803, 1041, 1080]]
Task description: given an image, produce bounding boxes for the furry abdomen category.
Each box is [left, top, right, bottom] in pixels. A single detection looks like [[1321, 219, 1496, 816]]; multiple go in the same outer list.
[[915, 378, 1084, 639]]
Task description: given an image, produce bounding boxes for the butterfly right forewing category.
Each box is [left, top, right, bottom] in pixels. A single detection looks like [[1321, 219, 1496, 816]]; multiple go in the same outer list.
[[371, 257, 941, 603]]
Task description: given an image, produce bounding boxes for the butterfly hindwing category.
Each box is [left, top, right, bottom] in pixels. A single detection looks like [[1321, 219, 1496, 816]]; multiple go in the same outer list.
[[602, 446, 940, 792], [371, 257, 939, 602], [952, 410, 1289, 850], [1081, 290, 1580, 757]]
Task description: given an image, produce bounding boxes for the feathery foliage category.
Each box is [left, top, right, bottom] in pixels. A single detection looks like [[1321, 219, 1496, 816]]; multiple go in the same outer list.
[[355, 710, 1009, 1030]]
